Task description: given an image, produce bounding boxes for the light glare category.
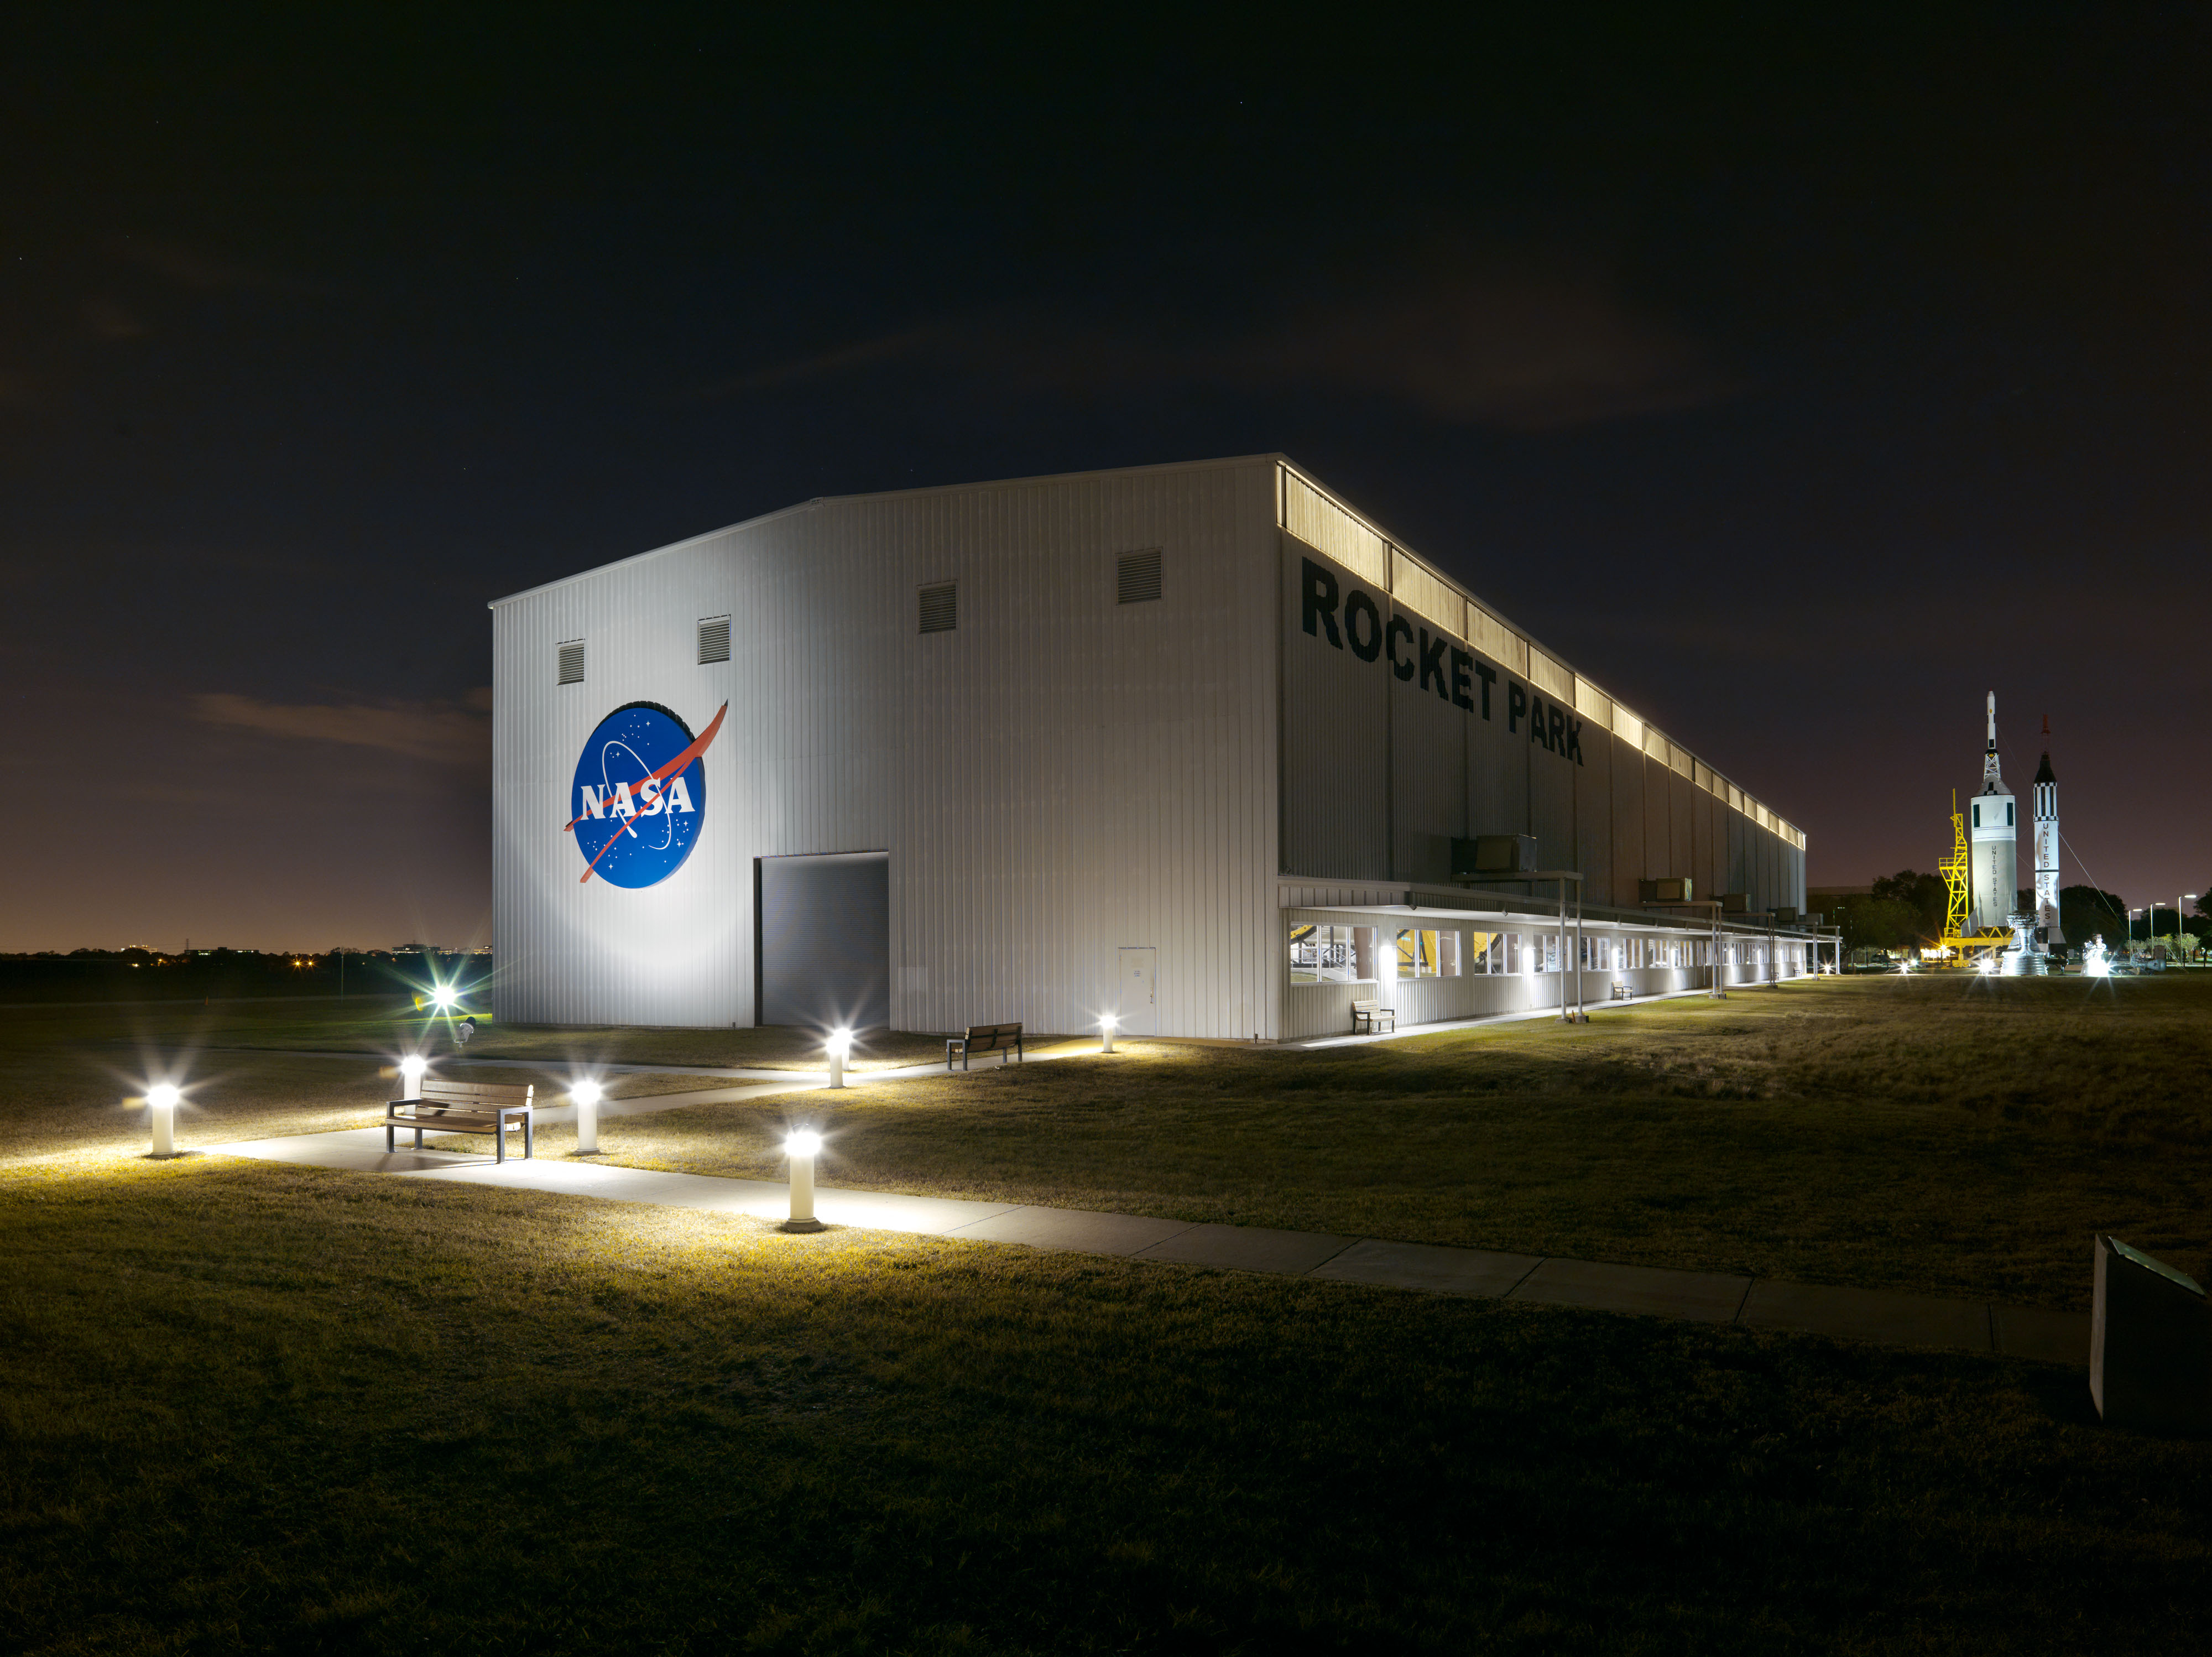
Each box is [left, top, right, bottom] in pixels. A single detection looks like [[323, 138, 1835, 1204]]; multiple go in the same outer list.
[[146, 1083, 180, 1109], [400, 1055, 427, 1078], [571, 1079, 603, 1106], [785, 1129, 822, 1158]]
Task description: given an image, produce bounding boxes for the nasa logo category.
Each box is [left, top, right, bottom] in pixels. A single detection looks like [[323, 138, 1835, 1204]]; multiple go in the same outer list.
[[566, 701, 728, 887]]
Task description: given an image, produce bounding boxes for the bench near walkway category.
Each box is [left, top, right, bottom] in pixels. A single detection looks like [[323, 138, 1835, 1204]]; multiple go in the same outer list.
[[203, 1126, 2088, 1369]]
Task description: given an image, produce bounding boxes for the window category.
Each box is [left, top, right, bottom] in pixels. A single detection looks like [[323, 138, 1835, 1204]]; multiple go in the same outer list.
[[557, 640, 585, 685], [697, 615, 731, 664], [919, 582, 957, 634], [1469, 931, 1506, 973], [1116, 548, 1162, 605], [1395, 928, 1460, 978], [1291, 923, 1378, 984]]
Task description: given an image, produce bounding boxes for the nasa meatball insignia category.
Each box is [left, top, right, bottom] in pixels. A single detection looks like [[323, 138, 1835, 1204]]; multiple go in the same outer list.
[[565, 701, 727, 887]]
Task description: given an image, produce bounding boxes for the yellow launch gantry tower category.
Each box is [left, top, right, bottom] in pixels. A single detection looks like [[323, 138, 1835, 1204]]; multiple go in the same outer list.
[[1934, 789, 2009, 960]]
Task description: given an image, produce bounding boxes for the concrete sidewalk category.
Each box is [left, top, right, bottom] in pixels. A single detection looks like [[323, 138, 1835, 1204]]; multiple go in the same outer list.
[[202, 1127, 2088, 1368]]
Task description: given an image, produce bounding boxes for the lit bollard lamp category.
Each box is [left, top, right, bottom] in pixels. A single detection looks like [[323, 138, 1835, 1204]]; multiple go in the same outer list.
[[782, 1130, 825, 1232], [826, 1026, 852, 1090], [1100, 1012, 1118, 1054], [571, 1078, 603, 1154], [399, 1054, 426, 1100], [145, 1083, 180, 1158]]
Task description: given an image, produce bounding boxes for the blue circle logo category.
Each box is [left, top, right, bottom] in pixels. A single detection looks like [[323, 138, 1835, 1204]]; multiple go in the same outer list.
[[566, 702, 726, 888]]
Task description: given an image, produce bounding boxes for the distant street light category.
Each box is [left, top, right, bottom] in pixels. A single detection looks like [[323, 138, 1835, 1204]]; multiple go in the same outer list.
[[145, 1083, 180, 1158], [571, 1078, 603, 1154], [432, 983, 458, 1010], [782, 1129, 825, 1232]]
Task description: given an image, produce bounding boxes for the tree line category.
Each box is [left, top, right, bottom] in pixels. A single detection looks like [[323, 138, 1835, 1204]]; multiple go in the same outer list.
[[1829, 875, 2205, 953]]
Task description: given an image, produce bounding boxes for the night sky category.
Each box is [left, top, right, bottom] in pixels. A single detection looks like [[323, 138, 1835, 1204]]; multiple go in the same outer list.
[[7, 9, 2208, 952]]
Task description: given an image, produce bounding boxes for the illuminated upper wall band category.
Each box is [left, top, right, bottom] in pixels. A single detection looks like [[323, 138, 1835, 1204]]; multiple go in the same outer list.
[[1278, 462, 1804, 852]]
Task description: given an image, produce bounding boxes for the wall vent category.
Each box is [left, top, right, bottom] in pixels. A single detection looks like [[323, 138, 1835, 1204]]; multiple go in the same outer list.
[[697, 615, 731, 664], [556, 639, 585, 685], [919, 581, 957, 634], [1116, 548, 1163, 605]]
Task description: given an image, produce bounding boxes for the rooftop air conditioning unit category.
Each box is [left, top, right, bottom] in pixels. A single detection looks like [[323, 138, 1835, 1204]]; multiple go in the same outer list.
[[1773, 906, 1801, 925], [1639, 877, 1694, 903], [1452, 834, 1538, 879], [1720, 893, 1752, 914]]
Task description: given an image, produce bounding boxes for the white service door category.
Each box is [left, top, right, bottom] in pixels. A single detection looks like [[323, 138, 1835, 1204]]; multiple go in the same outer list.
[[1115, 947, 1157, 1035]]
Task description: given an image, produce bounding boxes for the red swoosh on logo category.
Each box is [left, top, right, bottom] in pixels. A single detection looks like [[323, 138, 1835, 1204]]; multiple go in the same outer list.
[[568, 701, 728, 884]]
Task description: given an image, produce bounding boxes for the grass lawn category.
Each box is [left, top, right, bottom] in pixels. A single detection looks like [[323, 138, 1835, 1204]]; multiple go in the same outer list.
[[7, 1153, 2211, 1655], [531, 975, 2212, 1311], [6, 979, 2212, 1650]]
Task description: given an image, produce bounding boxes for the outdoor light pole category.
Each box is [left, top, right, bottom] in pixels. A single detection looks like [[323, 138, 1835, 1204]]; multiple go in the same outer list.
[[571, 1079, 602, 1154], [1100, 1012, 1117, 1054], [400, 1054, 426, 1100], [145, 1083, 179, 1158], [826, 1026, 851, 1090], [782, 1130, 825, 1232]]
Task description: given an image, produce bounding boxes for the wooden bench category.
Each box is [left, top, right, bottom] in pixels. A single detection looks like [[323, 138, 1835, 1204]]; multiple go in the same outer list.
[[385, 1079, 535, 1161], [946, 1022, 1023, 1070], [1350, 999, 1395, 1034]]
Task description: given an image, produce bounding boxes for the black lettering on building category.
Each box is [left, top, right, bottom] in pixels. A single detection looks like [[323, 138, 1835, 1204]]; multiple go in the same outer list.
[[1548, 705, 1567, 756], [1566, 717, 1584, 764], [1386, 616, 1414, 681], [1449, 648, 1475, 711], [1530, 695, 1553, 751], [1301, 559, 1341, 647], [1344, 590, 1383, 662], [1507, 681, 1527, 733], [1418, 629, 1448, 698], [1475, 662, 1496, 718]]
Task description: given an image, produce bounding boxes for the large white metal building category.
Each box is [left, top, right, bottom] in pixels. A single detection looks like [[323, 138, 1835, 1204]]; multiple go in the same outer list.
[[490, 456, 1813, 1040]]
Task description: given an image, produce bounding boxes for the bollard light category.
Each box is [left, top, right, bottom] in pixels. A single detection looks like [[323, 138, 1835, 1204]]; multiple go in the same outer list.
[[399, 1054, 427, 1100], [782, 1129, 825, 1232], [1100, 1012, 1118, 1054], [571, 1078, 603, 1154], [826, 1026, 852, 1090], [146, 1082, 180, 1158]]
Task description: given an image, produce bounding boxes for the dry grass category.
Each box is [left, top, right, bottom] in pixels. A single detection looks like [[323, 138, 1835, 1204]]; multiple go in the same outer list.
[[551, 976, 2212, 1310], [6, 1150, 2210, 1654], [7, 983, 2212, 1650]]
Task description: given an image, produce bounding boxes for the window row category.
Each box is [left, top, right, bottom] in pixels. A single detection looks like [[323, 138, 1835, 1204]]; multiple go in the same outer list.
[[1291, 924, 1734, 984]]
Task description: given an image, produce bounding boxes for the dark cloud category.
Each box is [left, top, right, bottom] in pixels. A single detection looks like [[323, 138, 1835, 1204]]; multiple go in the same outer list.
[[712, 254, 1740, 431], [191, 692, 491, 768]]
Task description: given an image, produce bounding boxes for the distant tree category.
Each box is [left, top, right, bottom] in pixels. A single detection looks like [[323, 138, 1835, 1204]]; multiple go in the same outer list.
[[1870, 868, 1948, 941], [2059, 884, 2128, 948], [1836, 894, 1920, 951]]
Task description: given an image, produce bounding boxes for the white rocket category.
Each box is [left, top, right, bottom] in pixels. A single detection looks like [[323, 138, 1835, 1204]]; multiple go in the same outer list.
[[2032, 716, 2062, 945], [1966, 691, 2018, 934]]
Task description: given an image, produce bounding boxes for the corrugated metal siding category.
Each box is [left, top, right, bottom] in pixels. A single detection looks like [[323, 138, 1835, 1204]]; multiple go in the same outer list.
[[1643, 754, 1673, 878], [1283, 471, 1389, 587], [1391, 639, 1467, 883], [1390, 549, 1464, 636], [1611, 738, 1645, 894], [1280, 536, 1390, 882], [1466, 603, 1528, 678], [1574, 739, 1613, 907], [1467, 652, 1528, 846], [495, 457, 1281, 1039]]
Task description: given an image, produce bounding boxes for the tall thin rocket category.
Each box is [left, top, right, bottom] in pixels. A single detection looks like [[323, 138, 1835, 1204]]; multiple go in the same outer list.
[[2032, 716, 2062, 945]]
